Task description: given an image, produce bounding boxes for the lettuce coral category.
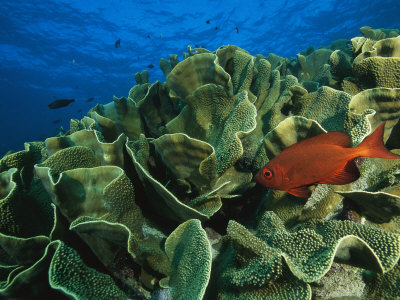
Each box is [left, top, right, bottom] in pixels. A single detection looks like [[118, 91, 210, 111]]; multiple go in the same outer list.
[[1, 26, 400, 299], [161, 219, 212, 300]]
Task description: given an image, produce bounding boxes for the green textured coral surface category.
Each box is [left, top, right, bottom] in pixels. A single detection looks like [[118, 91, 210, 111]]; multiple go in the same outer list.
[[210, 220, 311, 299], [1, 26, 400, 299], [49, 241, 126, 299], [162, 219, 212, 300], [257, 211, 400, 281]]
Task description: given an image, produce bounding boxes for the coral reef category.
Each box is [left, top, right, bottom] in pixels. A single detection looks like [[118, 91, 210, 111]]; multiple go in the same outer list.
[[1, 26, 400, 299]]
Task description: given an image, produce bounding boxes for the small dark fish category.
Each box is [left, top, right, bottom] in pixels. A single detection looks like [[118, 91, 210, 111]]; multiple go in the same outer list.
[[215, 26, 218, 30], [48, 99, 75, 109], [115, 38, 121, 48], [206, 20, 210, 24], [195, 44, 199, 48], [86, 97, 95, 102], [147, 35, 150, 38], [52, 119, 61, 124], [77, 109, 82, 113], [235, 27, 239, 34], [147, 64, 154, 69]]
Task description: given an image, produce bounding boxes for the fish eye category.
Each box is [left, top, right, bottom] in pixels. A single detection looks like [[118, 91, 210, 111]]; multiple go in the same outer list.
[[263, 169, 273, 179]]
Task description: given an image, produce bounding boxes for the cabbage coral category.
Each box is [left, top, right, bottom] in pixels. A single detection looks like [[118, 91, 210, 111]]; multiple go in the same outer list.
[[1, 26, 400, 299]]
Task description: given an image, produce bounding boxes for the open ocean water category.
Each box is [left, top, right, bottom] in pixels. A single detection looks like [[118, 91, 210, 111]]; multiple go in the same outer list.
[[0, 0, 399, 155]]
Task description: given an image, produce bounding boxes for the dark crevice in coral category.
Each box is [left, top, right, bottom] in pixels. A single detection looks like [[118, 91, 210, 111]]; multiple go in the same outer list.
[[122, 146, 179, 233], [148, 143, 170, 186], [55, 209, 111, 275], [281, 101, 295, 116], [337, 198, 362, 223], [204, 185, 264, 235], [106, 248, 150, 299], [386, 120, 400, 149]]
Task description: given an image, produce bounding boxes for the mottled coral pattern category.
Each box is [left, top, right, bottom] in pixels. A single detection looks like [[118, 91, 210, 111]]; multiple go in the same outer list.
[[1, 27, 400, 299]]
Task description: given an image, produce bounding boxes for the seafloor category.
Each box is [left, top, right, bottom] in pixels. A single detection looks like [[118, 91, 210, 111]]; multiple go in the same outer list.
[[1, 26, 400, 299]]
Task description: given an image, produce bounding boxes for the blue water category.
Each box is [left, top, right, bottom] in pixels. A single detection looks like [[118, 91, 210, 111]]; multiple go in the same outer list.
[[1, 0, 399, 156]]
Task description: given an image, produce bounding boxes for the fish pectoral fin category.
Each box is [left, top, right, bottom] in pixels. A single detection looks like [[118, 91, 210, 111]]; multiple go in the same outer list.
[[287, 186, 312, 198], [317, 160, 360, 185]]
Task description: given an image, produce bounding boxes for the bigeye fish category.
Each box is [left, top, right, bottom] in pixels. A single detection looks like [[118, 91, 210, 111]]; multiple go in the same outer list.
[[255, 122, 400, 198]]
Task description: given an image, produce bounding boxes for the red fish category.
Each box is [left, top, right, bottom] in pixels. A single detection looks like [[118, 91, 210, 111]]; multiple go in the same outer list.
[[255, 122, 400, 198]]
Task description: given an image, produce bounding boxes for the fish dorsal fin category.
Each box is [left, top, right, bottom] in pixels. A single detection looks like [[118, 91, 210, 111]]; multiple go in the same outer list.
[[295, 131, 352, 148], [286, 186, 312, 198], [317, 160, 360, 185]]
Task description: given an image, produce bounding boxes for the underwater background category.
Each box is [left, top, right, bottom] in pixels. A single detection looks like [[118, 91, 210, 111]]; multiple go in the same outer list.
[[2, 0, 400, 299], [0, 0, 399, 156]]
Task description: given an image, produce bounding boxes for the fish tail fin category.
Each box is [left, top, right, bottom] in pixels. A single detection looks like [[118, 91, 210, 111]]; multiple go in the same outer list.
[[356, 122, 400, 159]]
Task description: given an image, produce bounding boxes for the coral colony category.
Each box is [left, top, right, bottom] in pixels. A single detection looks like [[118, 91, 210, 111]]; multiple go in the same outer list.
[[1, 26, 400, 299]]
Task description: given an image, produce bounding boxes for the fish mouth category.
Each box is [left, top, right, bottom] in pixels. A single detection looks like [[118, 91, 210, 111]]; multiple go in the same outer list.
[[253, 171, 261, 182], [253, 171, 265, 184]]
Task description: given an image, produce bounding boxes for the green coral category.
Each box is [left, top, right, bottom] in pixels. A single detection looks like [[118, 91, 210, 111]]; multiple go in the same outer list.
[[212, 211, 400, 299], [0, 167, 54, 238], [330, 49, 353, 79], [49, 241, 126, 299], [311, 263, 365, 299], [352, 36, 400, 89], [2, 26, 400, 299], [41, 146, 99, 177], [0, 148, 31, 172], [293, 86, 352, 132], [336, 150, 400, 222], [135, 81, 177, 137], [166, 53, 233, 99], [363, 262, 400, 299], [45, 129, 126, 167], [210, 219, 311, 299], [0, 169, 57, 298], [348, 87, 400, 141], [152, 133, 217, 191], [126, 140, 212, 221], [161, 219, 212, 300], [36, 163, 169, 274], [360, 26, 399, 40], [88, 96, 144, 141], [259, 211, 400, 278], [165, 53, 257, 175]]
